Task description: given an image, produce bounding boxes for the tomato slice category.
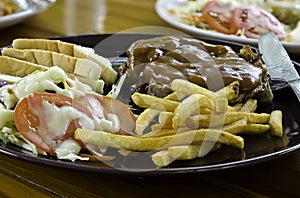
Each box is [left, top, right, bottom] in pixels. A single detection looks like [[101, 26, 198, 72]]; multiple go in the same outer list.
[[15, 92, 136, 154], [231, 5, 286, 40], [77, 94, 136, 134], [201, 1, 237, 34], [14, 92, 91, 154], [100, 96, 136, 134]]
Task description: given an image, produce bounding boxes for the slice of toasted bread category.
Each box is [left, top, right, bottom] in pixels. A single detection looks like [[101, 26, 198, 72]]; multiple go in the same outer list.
[[0, 55, 104, 93], [12, 38, 74, 55], [0, 56, 48, 77], [73, 45, 118, 84], [2, 48, 102, 80], [12, 38, 118, 84]]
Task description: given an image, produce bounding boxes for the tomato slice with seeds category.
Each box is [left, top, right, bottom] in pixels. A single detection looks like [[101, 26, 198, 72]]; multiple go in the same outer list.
[[201, 1, 237, 34], [231, 5, 286, 40]]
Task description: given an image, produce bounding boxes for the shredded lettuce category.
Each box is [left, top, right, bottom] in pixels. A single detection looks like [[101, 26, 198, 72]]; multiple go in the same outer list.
[[0, 106, 14, 129], [0, 67, 95, 161], [0, 122, 45, 155], [0, 66, 93, 110], [55, 139, 89, 162], [106, 73, 127, 99]]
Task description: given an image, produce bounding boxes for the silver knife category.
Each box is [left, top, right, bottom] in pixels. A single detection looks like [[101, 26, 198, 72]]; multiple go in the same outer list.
[[258, 32, 300, 102]]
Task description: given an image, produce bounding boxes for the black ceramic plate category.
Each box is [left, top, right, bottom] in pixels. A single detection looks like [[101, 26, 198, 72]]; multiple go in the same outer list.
[[0, 34, 300, 176]]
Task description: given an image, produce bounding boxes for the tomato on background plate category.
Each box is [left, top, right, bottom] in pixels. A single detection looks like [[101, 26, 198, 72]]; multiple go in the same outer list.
[[201, 1, 285, 40], [201, 1, 237, 34], [231, 5, 286, 40]]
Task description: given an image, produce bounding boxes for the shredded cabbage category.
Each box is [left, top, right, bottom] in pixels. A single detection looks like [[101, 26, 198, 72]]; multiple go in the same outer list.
[[0, 66, 93, 110], [0, 122, 45, 155], [55, 139, 89, 162], [0, 67, 95, 160]]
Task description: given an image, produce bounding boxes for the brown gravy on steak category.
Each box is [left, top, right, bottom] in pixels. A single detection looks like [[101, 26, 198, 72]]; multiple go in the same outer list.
[[120, 36, 272, 103]]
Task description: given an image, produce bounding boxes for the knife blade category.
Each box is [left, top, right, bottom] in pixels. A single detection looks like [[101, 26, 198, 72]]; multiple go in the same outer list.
[[258, 32, 300, 102]]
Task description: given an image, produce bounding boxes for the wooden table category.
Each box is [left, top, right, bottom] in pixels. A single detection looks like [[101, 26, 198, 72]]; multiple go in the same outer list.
[[0, 0, 173, 47], [1, 0, 300, 197]]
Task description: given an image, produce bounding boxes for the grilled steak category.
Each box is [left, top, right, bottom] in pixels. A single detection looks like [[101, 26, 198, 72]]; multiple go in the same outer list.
[[119, 36, 273, 103]]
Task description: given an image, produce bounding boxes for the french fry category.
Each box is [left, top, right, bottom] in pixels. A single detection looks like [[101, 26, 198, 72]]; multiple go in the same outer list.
[[75, 128, 244, 151], [131, 92, 179, 112], [239, 99, 257, 113], [151, 123, 171, 131], [269, 110, 283, 137], [214, 97, 228, 113], [171, 79, 214, 100], [214, 81, 240, 101], [135, 109, 161, 135], [227, 106, 237, 112], [168, 143, 221, 160], [223, 119, 247, 134], [135, 94, 179, 135], [243, 124, 270, 135], [141, 128, 183, 138], [245, 112, 270, 123], [151, 143, 221, 167], [172, 94, 212, 129], [200, 108, 212, 115], [187, 112, 270, 128], [151, 150, 173, 167], [149, 111, 174, 130], [186, 114, 222, 129], [158, 111, 173, 127], [171, 79, 240, 102], [172, 91, 190, 101], [163, 92, 179, 101]]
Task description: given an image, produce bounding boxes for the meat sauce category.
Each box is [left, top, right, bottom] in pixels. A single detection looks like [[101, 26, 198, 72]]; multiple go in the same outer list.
[[120, 36, 272, 103]]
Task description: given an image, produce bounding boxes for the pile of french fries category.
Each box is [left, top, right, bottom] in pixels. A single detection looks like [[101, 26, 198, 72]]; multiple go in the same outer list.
[[75, 79, 283, 167]]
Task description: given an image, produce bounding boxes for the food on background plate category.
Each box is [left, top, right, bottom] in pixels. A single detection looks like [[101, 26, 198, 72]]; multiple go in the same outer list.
[[169, 0, 300, 42], [0, 0, 19, 16], [0, 36, 285, 168]]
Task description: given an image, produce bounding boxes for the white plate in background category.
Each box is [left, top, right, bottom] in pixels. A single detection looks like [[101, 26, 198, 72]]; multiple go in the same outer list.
[[155, 0, 300, 54], [0, 0, 55, 29]]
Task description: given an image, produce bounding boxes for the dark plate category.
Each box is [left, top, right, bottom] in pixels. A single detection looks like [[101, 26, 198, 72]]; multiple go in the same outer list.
[[0, 34, 300, 176]]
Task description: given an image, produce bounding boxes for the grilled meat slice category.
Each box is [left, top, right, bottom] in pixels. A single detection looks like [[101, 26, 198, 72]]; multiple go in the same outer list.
[[119, 36, 273, 104]]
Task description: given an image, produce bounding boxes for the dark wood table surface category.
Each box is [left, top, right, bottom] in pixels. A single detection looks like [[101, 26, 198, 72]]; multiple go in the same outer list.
[[0, 0, 299, 197]]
